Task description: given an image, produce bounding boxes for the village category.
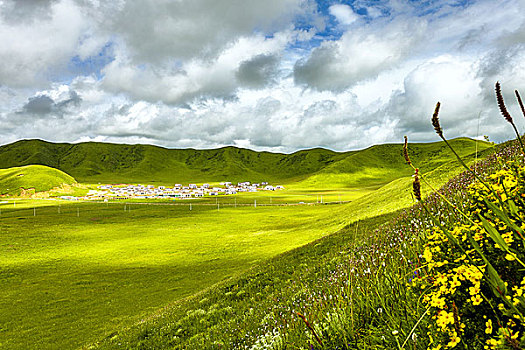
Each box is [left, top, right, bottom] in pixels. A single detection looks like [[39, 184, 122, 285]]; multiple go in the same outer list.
[[79, 181, 285, 200]]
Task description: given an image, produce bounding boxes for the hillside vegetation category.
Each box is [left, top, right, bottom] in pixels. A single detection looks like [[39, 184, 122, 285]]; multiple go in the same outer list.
[[0, 165, 76, 196], [90, 138, 523, 350], [0, 138, 491, 186], [0, 138, 494, 350]]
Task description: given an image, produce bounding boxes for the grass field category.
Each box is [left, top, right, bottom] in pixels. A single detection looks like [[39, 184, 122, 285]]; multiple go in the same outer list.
[[0, 138, 495, 349], [89, 138, 522, 350], [0, 199, 352, 349]]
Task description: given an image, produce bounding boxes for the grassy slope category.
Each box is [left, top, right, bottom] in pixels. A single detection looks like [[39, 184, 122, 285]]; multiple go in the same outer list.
[[294, 137, 488, 189], [93, 211, 400, 350], [0, 139, 494, 349], [89, 143, 495, 349], [0, 138, 492, 187], [0, 165, 76, 196]]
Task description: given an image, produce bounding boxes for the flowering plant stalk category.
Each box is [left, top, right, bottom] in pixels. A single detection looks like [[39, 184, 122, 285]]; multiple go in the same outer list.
[[405, 84, 525, 349]]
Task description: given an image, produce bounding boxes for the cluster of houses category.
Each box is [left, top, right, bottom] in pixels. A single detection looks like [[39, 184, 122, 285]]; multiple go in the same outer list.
[[82, 181, 285, 200]]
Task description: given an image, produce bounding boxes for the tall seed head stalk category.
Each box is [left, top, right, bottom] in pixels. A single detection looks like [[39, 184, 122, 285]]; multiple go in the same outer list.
[[413, 168, 421, 201], [431, 102, 443, 138], [495, 82, 525, 155], [403, 136, 412, 165], [496, 82, 513, 123], [515, 90, 525, 119]]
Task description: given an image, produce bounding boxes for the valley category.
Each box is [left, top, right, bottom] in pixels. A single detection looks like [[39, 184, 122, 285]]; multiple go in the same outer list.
[[0, 137, 495, 349]]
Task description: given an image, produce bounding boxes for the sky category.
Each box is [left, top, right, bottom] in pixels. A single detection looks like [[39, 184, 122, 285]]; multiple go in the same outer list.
[[1, 0, 525, 153]]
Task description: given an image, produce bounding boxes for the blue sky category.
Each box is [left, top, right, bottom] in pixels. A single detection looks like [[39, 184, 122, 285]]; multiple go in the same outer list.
[[1, 0, 524, 152]]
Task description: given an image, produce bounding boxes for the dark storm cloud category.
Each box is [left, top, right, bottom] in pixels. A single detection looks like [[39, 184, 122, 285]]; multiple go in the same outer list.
[[23, 95, 55, 114], [236, 54, 280, 88], [20, 90, 82, 116]]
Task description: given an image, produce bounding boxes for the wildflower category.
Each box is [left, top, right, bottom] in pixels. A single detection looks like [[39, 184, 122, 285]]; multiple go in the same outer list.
[[423, 247, 433, 262], [485, 338, 498, 349], [448, 331, 460, 348], [505, 253, 516, 261], [469, 285, 480, 296], [411, 332, 417, 342], [450, 278, 461, 289], [431, 295, 446, 308], [485, 319, 493, 334], [436, 310, 454, 330], [471, 294, 483, 305]]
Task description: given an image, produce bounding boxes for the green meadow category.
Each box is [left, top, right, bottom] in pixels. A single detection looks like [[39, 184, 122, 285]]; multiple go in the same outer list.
[[0, 199, 351, 349], [0, 137, 494, 349]]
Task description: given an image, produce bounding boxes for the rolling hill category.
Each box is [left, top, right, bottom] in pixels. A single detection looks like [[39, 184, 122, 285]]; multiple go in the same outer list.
[[0, 164, 76, 196], [0, 138, 493, 187]]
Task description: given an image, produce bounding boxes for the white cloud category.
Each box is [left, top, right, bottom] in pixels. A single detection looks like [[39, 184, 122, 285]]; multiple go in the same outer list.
[[328, 4, 358, 25], [0, 0, 90, 87], [98, 0, 311, 63], [2, 0, 525, 153], [294, 19, 426, 91], [102, 30, 296, 104]]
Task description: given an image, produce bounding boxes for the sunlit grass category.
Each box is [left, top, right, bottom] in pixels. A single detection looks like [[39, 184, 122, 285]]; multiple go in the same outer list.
[[0, 199, 347, 349]]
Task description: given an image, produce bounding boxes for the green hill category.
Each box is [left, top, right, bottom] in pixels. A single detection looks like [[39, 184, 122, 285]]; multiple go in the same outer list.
[[0, 138, 492, 186], [0, 165, 76, 196], [90, 139, 517, 350]]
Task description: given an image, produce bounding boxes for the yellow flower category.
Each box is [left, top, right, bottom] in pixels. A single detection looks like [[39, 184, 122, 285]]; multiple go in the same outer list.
[[436, 274, 447, 285], [485, 319, 493, 334], [436, 310, 454, 330], [430, 295, 446, 308], [513, 285, 524, 297], [502, 232, 514, 245], [450, 278, 461, 289], [484, 338, 498, 350], [505, 253, 516, 261], [447, 331, 460, 348], [503, 176, 517, 189], [423, 247, 433, 262], [471, 294, 483, 305], [469, 286, 480, 296]]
